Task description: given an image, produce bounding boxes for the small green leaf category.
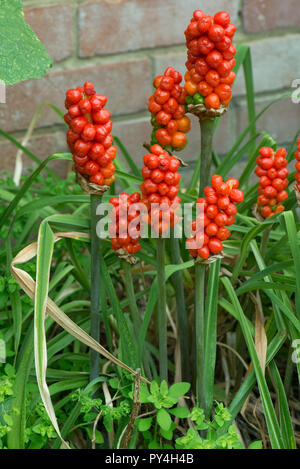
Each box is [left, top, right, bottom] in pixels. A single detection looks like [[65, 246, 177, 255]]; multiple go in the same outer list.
[[160, 380, 168, 396], [157, 408, 172, 431], [168, 382, 190, 399], [169, 406, 190, 418], [0, 0, 52, 85], [139, 383, 151, 403], [160, 427, 174, 441], [86, 427, 104, 444], [248, 440, 263, 450], [150, 380, 159, 396], [137, 417, 153, 432], [4, 364, 15, 378]]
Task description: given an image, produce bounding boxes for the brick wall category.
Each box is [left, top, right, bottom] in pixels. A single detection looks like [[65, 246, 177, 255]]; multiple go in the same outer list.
[[1, 0, 300, 177]]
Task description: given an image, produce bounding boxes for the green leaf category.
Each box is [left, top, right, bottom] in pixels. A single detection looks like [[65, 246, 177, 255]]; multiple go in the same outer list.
[[169, 406, 190, 418], [248, 441, 263, 450], [269, 361, 296, 449], [137, 417, 153, 432], [157, 408, 172, 431], [0, 152, 72, 231], [160, 380, 168, 395], [168, 382, 190, 399], [34, 221, 66, 444], [222, 277, 284, 449], [150, 380, 159, 396], [283, 211, 300, 320], [86, 427, 104, 444], [0, 0, 52, 84], [204, 259, 221, 417], [7, 323, 34, 449], [4, 363, 15, 378]]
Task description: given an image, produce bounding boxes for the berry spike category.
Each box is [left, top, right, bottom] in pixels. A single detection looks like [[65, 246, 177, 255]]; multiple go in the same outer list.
[[294, 138, 300, 193], [255, 146, 289, 219], [184, 10, 237, 111], [64, 82, 116, 188], [187, 174, 244, 261], [109, 192, 142, 261], [148, 67, 191, 152], [140, 144, 181, 235]]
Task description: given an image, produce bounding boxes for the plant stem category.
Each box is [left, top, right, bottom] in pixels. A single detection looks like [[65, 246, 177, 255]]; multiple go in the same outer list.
[[121, 260, 152, 377], [195, 262, 206, 413], [260, 225, 272, 257], [170, 228, 190, 382], [90, 194, 102, 382], [199, 119, 215, 196], [122, 260, 141, 333], [122, 260, 141, 347], [157, 237, 168, 382]]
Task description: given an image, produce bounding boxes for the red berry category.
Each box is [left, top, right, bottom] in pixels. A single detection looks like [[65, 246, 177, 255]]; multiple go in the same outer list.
[[217, 227, 230, 241], [214, 11, 231, 28], [206, 223, 218, 237], [198, 36, 215, 55], [208, 24, 225, 42], [66, 89, 82, 105], [206, 50, 223, 69], [229, 189, 244, 203], [259, 147, 274, 158], [198, 246, 210, 259], [92, 109, 111, 125], [79, 99, 92, 114], [82, 123, 96, 141], [215, 213, 228, 227], [208, 238, 223, 254], [74, 139, 92, 157]]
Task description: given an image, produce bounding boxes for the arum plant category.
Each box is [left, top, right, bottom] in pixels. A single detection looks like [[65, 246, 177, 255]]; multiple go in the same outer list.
[[140, 143, 183, 383], [64, 81, 117, 381]]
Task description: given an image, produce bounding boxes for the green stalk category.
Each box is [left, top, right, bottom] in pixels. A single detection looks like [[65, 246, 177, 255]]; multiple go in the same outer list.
[[199, 119, 215, 196], [170, 229, 190, 382], [195, 262, 206, 413], [122, 260, 141, 343], [157, 237, 168, 382], [121, 260, 151, 378], [89, 194, 102, 382]]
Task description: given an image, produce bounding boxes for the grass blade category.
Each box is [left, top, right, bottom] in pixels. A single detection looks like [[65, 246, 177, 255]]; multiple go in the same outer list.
[[283, 211, 300, 320], [222, 277, 284, 449], [269, 361, 296, 449], [204, 259, 221, 417]]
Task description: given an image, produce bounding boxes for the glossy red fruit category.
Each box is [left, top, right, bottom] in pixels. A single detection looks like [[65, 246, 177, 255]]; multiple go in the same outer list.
[[214, 11, 231, 28], [208, 238, 223, 254]]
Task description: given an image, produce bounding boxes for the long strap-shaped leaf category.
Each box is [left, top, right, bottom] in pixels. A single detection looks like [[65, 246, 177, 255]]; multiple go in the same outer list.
[[10, 228, 150, 448], [222, 277, 284, 449]]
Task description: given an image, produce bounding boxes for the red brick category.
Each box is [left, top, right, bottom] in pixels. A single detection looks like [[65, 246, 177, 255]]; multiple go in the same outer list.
[[0, 130, 69, 176], [243, 0, 300, 33], [78, 0, 239, 57], [24, 4, 73, 62], [236, 96, 300, 144], [113, 117, 150, 166], [0, 59, 151, 132], [233, 34, 300, 95]]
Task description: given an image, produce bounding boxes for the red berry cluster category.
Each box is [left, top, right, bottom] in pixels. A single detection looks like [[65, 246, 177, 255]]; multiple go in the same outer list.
[[294, 138, 300, 191], [64, 82, 117, 187], [148, 67, 191, 151], [141, 144, 181, 234], [109, 193, 142, 255], [187, 175, 244, 260], [184, 10, 237, 110], [255, 147, 289, 219]]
